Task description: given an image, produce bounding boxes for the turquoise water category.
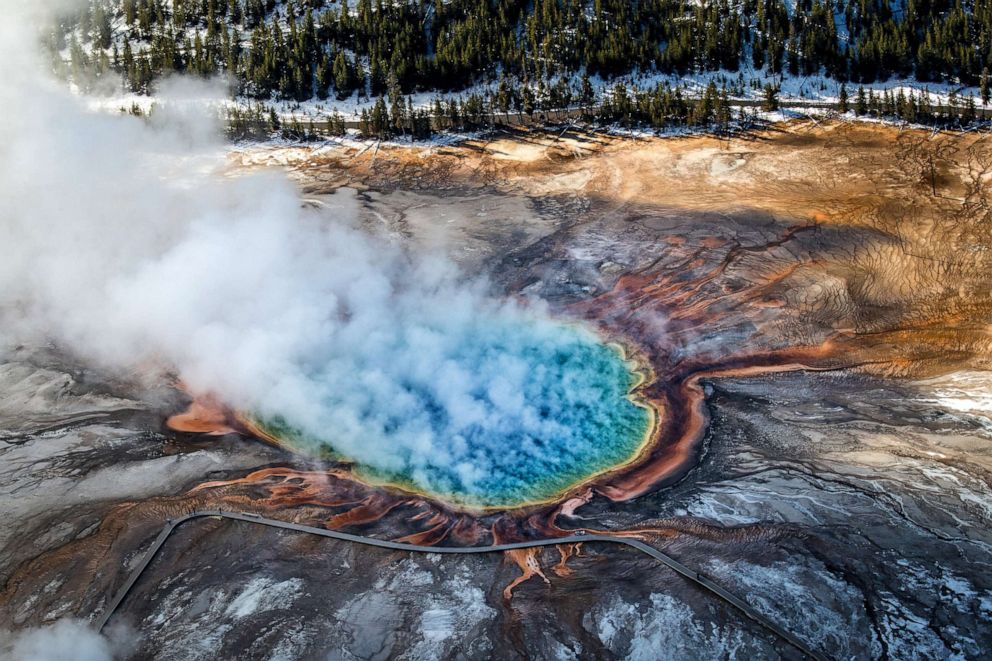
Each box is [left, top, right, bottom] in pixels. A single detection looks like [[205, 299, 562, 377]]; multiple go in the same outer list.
[[255, 318, 652, 508]]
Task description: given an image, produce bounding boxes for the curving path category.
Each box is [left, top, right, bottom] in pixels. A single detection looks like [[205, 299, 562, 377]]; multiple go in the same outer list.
[[95, 509, 826, 660]]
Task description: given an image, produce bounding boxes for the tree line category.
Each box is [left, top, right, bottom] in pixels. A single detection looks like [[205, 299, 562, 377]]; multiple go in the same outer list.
[[221, 79, 745, 141], [55, 0, 992, 140], [53, 0, 992, 101]]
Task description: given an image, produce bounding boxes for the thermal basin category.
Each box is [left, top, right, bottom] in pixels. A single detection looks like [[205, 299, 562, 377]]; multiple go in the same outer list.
[[250, 317, 653, 509]]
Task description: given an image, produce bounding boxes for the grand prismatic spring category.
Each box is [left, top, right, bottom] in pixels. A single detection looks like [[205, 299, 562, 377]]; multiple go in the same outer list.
[[247, 317, 653, 508]]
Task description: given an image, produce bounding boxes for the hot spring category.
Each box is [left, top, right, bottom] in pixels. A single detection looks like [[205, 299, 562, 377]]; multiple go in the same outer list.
[[248, 316, 654, 509]]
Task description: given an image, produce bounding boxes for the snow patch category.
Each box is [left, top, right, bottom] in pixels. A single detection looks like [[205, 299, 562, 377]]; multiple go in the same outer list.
[[589, 593, 750, 660], [224, 577, 305, 619], [705, 558, 869, 656], [915, 370, 992, 434]]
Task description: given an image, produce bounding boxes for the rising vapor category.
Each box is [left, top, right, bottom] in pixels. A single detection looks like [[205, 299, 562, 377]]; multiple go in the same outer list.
[[0, 0, 647, 505], [0, 620, 114, 661]]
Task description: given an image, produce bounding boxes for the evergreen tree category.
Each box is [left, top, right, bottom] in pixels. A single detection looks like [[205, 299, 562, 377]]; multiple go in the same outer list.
[[93, 3, 113, 50], [386, 68, 405, 134], [332, 51, 352, 100], [359, 107, 371, 136], [763, 83, 779, 111], [124, 0, 137, 25], [522, 85, 535, 116], [580, 72, 594, 110], [716, 85, 731, 130], [855, 85, 867, 115], [315, 54, 331, 99], [964, 93, 977, 123], [330, 110, 346, 136]]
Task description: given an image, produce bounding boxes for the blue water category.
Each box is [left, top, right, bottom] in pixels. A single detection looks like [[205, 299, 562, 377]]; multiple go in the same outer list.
[[255, 318, 652, 508]]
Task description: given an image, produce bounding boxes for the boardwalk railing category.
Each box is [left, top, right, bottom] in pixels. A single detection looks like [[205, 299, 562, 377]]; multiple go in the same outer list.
[[95, 509, 826, 660]]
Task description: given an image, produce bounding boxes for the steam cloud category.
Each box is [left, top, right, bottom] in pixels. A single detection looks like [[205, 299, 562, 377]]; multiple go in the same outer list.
[[0, 0, 647, 506], [0, 620, 114, 661]]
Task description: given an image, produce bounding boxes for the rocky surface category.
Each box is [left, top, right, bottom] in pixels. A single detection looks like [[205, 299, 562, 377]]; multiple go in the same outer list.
[[3, 121, 992, 659]]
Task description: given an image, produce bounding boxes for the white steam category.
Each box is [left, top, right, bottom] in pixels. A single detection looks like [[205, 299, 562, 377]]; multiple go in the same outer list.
[[0, 0, 646, 503], [0, 620, 113, 661]]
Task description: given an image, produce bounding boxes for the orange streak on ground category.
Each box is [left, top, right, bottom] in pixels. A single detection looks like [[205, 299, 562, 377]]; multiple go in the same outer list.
[[553, 543, 581, 577], [596, 349, 842, 502], [325, 496, 403, 529], [492, 520, 553, 598], [394, 522, 452, 546], [449, 516, 487, 545], [500, 547, 550, 599], [166, 397, 235, 435]]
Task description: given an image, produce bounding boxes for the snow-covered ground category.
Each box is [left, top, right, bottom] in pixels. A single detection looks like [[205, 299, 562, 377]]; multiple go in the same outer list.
[[79, 65, 991, 130]]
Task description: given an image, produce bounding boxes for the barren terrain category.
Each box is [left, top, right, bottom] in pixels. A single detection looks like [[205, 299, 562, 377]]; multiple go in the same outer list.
[[3, 120, 992, 659]]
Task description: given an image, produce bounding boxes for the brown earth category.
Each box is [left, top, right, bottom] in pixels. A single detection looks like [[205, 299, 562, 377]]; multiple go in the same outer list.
[[4, 120, 992, 659]]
